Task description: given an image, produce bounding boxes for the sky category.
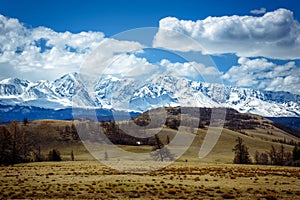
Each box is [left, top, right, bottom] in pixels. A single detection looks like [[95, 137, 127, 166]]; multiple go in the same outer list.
[[0, 0, 299, 94]]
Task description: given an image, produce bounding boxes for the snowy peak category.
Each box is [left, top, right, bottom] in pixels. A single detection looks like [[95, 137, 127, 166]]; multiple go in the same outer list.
[[92, 74, 299, 117], [52, 73, 78, 99], [0, 78, 30, 96], [0, 77, 29, 86], [0, 73, 96, 109], [222, 87, 300, 117], [0, 73, 299, 117]]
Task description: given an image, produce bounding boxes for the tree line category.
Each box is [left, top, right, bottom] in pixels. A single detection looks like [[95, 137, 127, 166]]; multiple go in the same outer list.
[[233, 137, 300, 166], [0, 120, 73, 166], [0, 119, 176, 165], [0, 121, 30, 165]]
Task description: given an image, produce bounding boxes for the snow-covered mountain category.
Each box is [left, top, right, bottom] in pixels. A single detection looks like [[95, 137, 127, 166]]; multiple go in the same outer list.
[[92, 74, 300, 117], [0, 73, 299, 118], [0, 73, 94, 109]]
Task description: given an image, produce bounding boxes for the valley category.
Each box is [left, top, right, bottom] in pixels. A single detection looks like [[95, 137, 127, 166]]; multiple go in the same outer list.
[[1, 107, 300, 199]]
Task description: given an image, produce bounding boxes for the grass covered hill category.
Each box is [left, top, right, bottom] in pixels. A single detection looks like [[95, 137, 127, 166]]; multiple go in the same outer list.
[[0, 107, 299, 164]]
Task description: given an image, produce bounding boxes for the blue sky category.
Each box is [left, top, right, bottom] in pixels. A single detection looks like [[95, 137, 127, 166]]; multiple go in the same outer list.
[[0, 0, 299, 94], [1, 0, 299, 35]]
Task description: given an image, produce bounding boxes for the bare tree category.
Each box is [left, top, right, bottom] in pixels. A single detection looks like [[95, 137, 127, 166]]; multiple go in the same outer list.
[[104, 151, 108, 161], [151, 135, 174, 162], [11, 121, 18, 165], [254, 151, 269, 165], [0, 126, 12, 165], [0, 121, 33, 165], [268, 145, 277, 165], [254, 151, 260, 164], [268, 145, 290, 165], [260, 152, 269, 165]]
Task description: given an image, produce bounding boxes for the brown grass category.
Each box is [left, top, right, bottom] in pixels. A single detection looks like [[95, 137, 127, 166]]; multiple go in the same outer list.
[[1, 118, 300, 199], [0, 161, 299, 199]]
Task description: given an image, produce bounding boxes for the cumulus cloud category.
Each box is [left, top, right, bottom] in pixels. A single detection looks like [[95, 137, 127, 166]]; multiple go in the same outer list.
[[0, 14, 145, 81], [153, 9, 300, 59], [103, 53, 157, 77], [80, 38, 145, 82], [159, 59, 220, 80], [222, 57, 300, 94], [84, 53, 220, 83], [83, 51, 221, 83], [250, 8, 266, 15]]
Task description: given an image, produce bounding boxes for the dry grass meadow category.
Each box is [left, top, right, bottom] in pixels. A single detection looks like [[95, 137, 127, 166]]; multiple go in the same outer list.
[[1, 115, 300, 199], [0, 161, 300, 199]]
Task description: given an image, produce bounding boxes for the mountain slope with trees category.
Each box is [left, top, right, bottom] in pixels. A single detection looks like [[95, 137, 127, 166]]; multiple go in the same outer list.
[[0, 107, 299, 166]]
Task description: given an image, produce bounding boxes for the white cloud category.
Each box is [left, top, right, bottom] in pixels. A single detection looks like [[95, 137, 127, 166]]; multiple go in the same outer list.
[[222, 57, 300, 94], [0, 14, 106, 80], [1, 11, 299, 97], [83, 52, 220, 83], [104, 53, 158, 77], [80, 38, 145, 81], [153, 9, 300, 59], [250, 8, 266, 15], [159, 59, 220, 81], [0, 14, 145, 81]]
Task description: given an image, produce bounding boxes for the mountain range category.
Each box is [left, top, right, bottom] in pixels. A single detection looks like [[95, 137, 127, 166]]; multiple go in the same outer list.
[[0, 72, 299, 123]]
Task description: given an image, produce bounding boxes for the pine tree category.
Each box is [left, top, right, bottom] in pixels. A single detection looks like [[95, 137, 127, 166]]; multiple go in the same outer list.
[[166, 135, 170, 145], [232, 137, 252, 164], [71, 150, 74, 161], [293, 145, 300, 161], [35, 145, 44, 162], [71, 124, 79, 140], [23, 117, 29, 126], [48, 149, 62, 161]]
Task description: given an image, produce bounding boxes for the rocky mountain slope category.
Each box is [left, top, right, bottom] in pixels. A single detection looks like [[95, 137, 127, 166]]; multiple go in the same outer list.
[[0, 73, 299, 122]]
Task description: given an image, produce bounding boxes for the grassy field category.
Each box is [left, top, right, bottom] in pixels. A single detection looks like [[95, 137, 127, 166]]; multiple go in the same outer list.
[[17, 119, 299, 164], [1, 116, 300, 199], [0, 161, 300, 199]]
